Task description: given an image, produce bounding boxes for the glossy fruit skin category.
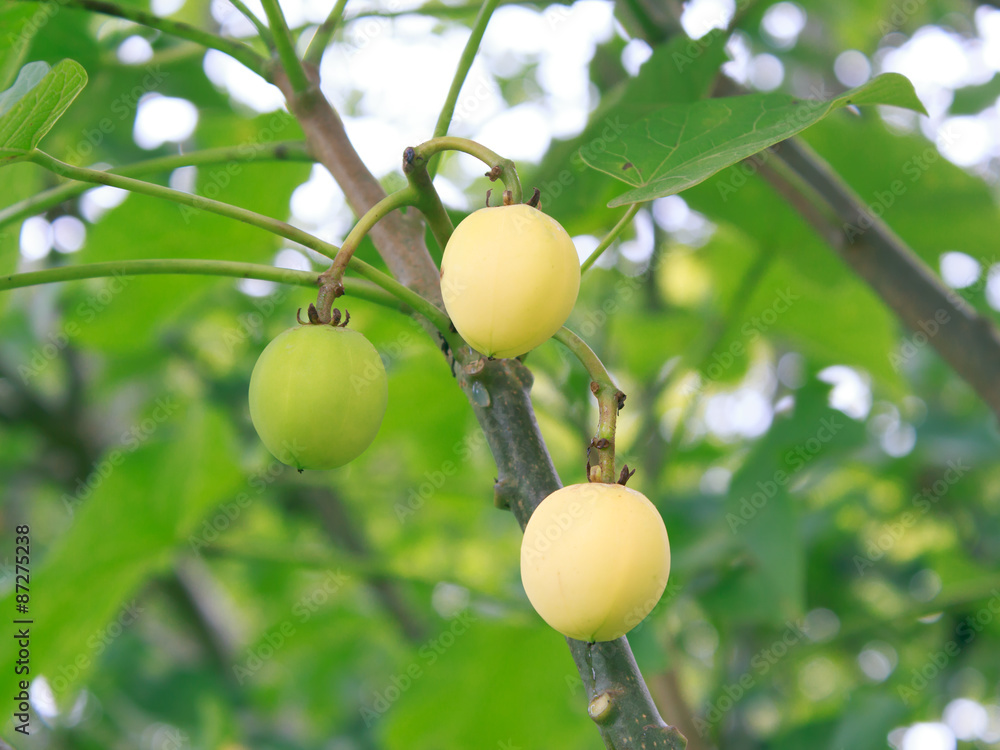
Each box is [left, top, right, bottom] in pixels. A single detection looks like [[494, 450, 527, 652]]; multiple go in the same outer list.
[[249, 325, 387, 470], [520, 483, 671, 642], [440, 204, 580, 359]]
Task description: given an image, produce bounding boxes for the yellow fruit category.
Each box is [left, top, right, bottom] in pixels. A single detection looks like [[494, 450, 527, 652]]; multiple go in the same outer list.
[[249, 325, 387, 470], [520, 483, 670, 642], [440, 204, 580, 358]]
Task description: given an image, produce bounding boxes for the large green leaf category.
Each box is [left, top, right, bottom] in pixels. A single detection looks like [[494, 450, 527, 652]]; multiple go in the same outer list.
[[0, 403, 243, 700], [0, 58, 87, 158], [529, 30, 730, 235], [582, 73, 927, 207]]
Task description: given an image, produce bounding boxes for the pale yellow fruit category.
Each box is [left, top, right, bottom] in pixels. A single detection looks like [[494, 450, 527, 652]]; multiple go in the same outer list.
[[520, 483, 671, 642], [440, 204, 580, 359]]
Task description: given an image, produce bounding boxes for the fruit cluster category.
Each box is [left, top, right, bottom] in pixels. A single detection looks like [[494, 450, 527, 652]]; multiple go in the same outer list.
[[248, 202, 580, 471], [248, 199, 669, 642]]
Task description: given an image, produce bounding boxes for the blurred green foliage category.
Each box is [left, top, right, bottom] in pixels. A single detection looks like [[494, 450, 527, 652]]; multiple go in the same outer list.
[[2, 0, 1000, 748]]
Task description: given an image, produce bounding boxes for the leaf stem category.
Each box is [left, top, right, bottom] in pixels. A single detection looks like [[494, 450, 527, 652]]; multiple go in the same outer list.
[[427, 0, 500, 178], [408, 136, 521, 204], [581, 203, 641, 274], [11, 0, 269, 78], [304, 0, 349, 66], [260, 0, 311, 94], [0, 259, 403, 310], [0, 141, 312, 232], [553, 327, 624, 484], [25, 150, 452, 334]]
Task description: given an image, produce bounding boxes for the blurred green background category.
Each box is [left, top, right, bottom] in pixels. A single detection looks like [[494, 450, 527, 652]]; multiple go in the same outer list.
[[2, 0, 1000, 748]]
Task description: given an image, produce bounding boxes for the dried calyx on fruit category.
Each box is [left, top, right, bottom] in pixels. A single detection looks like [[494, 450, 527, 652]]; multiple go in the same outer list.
[[248, 315, 387, 471]]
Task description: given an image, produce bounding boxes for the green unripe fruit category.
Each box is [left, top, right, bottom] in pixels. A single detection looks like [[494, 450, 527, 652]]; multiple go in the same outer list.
[[520, 483, 671, 642], [249, 325, 387, 470], [440, 204, 580, 359]]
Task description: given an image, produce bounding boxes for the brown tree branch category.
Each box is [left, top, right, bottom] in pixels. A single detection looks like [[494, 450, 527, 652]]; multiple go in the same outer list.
[[274, 64, 686, 750], [762, 137, 1000, 418]]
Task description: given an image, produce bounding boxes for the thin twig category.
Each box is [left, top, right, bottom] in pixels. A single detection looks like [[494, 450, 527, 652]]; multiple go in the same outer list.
[[304, 0, 349, 66], [11, 0, 269, 77]]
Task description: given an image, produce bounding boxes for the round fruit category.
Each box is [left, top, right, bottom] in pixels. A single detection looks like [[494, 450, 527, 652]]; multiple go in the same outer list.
[[520, 483, 670, 642], [248, 324, 387, 470], [440, 204, 580, 359]]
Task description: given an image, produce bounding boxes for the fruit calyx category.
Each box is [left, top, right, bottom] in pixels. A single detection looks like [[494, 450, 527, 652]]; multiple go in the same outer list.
[[296, 303, 351, 328]]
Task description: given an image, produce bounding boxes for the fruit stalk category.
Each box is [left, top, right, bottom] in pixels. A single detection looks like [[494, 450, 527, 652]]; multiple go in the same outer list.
[[553, 327, 625, 484], [406, 136, 522, 204], [318, 186, 420, 318]]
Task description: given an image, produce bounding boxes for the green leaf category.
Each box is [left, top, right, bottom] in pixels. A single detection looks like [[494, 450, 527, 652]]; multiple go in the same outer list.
[[0, 58, 87, 158], [529, 30, 730, 236], [949, 73, 1000, 116], [581, 73, 927, 207], [0, 5, 36, 91], [0, 61, 49, 117]]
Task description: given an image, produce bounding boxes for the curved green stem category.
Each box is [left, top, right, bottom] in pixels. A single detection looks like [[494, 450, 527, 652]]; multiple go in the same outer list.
[[406, 162, 456, 252], [0, 259, 403, 310], [25, 150, 452, 334], [11, 0, 269, 78], [428, 0, 501, 178], [322, 187, 418, 291], [304, 0, 349, 66], [260, 0, 311, 93], [409, 136, 521, 204], [553, 327, 625, 484], [0, 142, 312, 232], [581, 203, 641, 274], [226, 0, 276, 48]]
